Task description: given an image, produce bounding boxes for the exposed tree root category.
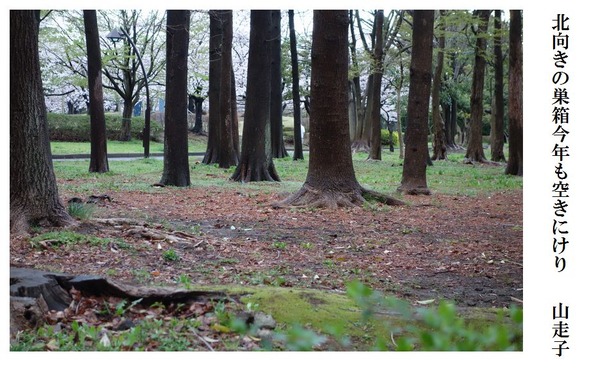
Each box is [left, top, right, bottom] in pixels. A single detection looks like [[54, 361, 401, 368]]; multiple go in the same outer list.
[[273, 184, 404, 209]]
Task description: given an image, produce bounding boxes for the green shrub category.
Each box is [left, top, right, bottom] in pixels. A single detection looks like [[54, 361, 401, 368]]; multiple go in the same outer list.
[[47, 113, 163, 142], [380, 129, 400, 146]]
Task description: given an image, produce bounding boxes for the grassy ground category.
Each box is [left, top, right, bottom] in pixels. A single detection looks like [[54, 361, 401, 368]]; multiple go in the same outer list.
[[51, 135, 208, 155], [52, 148, 521, 197]]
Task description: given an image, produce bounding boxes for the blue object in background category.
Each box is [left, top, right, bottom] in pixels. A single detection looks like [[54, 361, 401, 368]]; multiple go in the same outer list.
[[133, 101, 142, 116]]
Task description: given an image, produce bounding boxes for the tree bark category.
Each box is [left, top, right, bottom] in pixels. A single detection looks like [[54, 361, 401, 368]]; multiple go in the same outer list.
[[231, 11, 280, 182], [289, 10, 304, 161], [202, 10, 223, 165], [216, 10, 238, 169], [490, 10, 506, 162], [276, 11, 402, 208], [10, 10, 74, 232], [506, 10, 523, 176], [120, 98, 134, 141], [368, 10, 384, 161], [398, 10, 434, 195], [159, 10, 191, 187], [270, 10, 288, 159], [465, 10, 491, 163], [431, 10, 447, 161], [84, 10, 109, 173]]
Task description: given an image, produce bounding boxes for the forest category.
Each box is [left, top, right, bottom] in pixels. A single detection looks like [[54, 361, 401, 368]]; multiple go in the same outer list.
[[9, 9, 523, 352]]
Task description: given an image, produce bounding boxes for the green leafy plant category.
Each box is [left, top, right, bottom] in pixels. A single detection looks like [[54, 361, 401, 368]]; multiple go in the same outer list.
[[67, 202, 96, 220], [272, 241, 287, 250], [162, 249, 180, 262], [177, 274, 192, 290]]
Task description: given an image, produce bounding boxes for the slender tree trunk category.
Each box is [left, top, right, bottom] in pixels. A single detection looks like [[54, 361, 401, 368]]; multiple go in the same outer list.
[[506, 10, 523, 176], [231, 66, 240, 161], [202, 10, 223, 164], [398, 10, 434, 195], [368, 10, 384, 161], [270, 10, 288, 159], [431, 10, 447, 161], [231, 11, 279, 182], [120, 98, 133, 141], [490, 10, 506, 162], [159, 10, 191, 187], [289, 10, 304, 160], [277, 11, 401, 208], [84, 10, 109, 173], [352, 75, 373, 152], [216, 10, 238, 169], [465, 10, 491, 163], [10, 10, 73, 232], [190, 95, 206, 135]]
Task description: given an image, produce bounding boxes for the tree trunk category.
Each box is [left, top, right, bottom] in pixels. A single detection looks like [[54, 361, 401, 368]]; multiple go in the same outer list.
[[289, 10, 304, 160], [465, 10, 491, 163], [398, 10, 434, 195], [159, 10, 191, 187], [368, 10, 384, 161], [84, 10, 109, 173], [506, 10, 523, 176], [231, 11, 279, 182], [490, 10, 506, 162], [270, 10, 288, 159], [120, 98, 133, 141], [277, 11, 402, 208], [10, 10, 74, 232], [431, 10, 447, 161], [190, 95, 206, 135], [202, 10, 223, 165], [217, 10, 238, 169], [352, 75, 373, 152], [231, 67, 240, 161]]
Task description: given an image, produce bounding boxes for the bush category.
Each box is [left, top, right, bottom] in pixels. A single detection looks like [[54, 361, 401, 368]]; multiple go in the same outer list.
[[47, 113, 163, 142], [380, 129, 400, 146]]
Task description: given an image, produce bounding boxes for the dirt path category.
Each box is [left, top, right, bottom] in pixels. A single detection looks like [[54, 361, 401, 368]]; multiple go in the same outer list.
[[10, 187, 522, 308]]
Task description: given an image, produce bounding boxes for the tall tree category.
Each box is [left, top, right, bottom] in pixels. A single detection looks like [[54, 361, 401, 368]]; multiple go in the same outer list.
[[217, 10, 238, 169], [431, 10, 447, 160], [83, 10, 109, 173], [10, 10, 73, 232], [490, 10, 506, 162], [159, 10, 191, 186], [398, 10, 434, 195], [202, 11, 223, 165], [505, 10, 523, 176], [103, 10, 166, 141], [464, 10, 491, 163], [368, 10, 384, 161], [277, 10, 401, 208], [231, 10, 279, 182], [288, 10, 304, 160], [270, 10, 288, 158]]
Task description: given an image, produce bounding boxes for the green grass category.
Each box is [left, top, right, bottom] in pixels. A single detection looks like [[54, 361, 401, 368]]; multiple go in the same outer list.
[[53, 148, 521, 197], [51, 137, 207, 155], [30, 230, 130, 250]]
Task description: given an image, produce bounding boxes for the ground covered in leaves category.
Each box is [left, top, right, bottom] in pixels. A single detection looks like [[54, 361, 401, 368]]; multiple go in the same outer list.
[[10, 186, 523, 309]]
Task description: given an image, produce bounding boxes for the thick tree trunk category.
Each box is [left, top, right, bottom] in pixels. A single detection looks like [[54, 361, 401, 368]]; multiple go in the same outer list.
[[398, 10, 434, 195], [490, 10, 506, 162], [506, 10, 523, 176], [270, 10, 288, 159], [84, 10, 109, 173], [289, 10, 304, 161], [217, 10, 238, 169], [431, 11, 447, 161], [277, 11, 402, 208], [159, 10, 191, 187], [202, 10, 223, 165], [10, 10, 73, 232], [368, 10, 384, 161], [465, 10, 491, 163], [231, 11, 279, 182]]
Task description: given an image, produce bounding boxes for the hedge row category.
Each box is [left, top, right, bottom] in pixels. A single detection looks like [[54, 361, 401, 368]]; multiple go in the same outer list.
[[48, 113, 163, 142]]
